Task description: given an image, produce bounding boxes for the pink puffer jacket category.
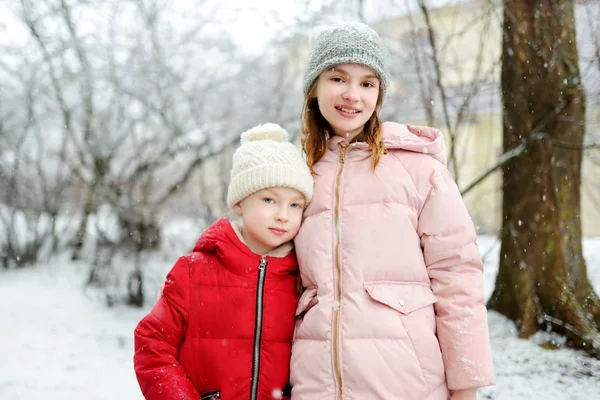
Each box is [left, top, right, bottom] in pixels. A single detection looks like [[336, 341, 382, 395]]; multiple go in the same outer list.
[[291, 122, 495, 400]]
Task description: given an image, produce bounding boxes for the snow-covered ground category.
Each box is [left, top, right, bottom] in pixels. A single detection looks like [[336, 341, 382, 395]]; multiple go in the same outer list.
[[1, 227, 600, 400]]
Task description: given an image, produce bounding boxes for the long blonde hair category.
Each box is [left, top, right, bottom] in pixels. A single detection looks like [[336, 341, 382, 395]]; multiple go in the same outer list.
[[301, 82, 386, 173]]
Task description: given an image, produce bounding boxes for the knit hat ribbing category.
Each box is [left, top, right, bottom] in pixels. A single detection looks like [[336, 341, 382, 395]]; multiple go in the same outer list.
[[302, 21, 390, 98], [227, 123, 314, 208]]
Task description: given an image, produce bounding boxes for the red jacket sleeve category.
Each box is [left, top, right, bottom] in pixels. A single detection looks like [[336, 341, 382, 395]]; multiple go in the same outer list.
[[133, 256, 200, 400]]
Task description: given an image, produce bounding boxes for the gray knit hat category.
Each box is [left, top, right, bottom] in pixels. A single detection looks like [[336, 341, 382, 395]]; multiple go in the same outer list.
[[302, 21, 390, 98], [227, 123, 314, 208]]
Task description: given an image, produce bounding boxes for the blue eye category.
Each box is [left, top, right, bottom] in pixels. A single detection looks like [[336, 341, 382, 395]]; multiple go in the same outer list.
[[263, 198, 274, 204]]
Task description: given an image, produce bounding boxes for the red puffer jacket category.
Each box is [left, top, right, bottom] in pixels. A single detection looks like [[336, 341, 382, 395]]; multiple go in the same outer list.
[[134, 218, 299, 400]]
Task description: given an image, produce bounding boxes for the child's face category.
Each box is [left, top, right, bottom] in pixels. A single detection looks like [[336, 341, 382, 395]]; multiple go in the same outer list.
[[315, 63, 380, 142], [232, 187, 306, 255]]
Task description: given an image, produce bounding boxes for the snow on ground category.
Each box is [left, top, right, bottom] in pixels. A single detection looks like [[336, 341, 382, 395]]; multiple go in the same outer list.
[[477, 236, 600, 400], [1, 227, 600, 400], [0, 260, 145, 399]]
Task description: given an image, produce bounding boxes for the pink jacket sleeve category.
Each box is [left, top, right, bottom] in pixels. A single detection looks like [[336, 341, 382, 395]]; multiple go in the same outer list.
[[133, 257, 200, 400], [417, 164, 495, 390]]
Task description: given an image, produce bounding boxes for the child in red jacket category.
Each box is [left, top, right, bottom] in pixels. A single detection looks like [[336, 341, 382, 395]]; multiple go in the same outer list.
[[133, 123, 313, 400]]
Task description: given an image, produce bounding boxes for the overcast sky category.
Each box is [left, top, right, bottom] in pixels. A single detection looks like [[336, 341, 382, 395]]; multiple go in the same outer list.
[[0, 0, 472, 53]]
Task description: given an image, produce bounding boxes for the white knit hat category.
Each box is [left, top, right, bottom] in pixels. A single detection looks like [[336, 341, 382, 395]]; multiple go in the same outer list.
[[227, 123, 314, 208]]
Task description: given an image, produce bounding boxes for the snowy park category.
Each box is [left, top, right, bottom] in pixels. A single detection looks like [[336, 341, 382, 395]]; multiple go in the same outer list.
[[2, 0, 600, 399], [1, 228, 600, 399]]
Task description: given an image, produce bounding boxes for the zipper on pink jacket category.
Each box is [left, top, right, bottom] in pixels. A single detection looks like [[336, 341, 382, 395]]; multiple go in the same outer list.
[[250, 256, 268, 400], [332, 144, 347, 400]]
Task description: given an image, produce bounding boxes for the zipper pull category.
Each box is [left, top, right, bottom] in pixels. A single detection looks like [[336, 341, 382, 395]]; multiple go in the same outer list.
[[259, 257, 267, 270]]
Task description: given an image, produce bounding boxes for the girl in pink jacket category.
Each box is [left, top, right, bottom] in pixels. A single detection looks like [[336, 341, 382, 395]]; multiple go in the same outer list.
[[290, 22, 495, 400]]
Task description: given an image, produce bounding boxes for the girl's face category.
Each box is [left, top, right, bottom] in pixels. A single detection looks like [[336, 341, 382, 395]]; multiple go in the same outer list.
[[232, 187, 305, 255], [315, 63, 380, 142]]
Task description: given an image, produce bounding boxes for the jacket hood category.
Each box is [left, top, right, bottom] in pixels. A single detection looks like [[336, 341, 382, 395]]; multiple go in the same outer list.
[[381, 122, 447, 165], [192, 217, 297, 275], [327, 122, 447, 165]]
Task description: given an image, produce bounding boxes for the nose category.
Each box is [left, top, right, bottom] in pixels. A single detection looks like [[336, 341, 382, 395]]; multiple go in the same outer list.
[[275, 207, 289, 223], [342, 84, 359, 102]]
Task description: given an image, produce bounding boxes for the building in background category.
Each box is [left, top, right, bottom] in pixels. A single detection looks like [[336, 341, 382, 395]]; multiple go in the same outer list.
[[284, 0, 600, 235]]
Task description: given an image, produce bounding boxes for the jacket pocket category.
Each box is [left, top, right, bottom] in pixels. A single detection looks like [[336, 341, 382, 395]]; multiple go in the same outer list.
[[363, 281, 443, 392], [363, 281, 436, 314]]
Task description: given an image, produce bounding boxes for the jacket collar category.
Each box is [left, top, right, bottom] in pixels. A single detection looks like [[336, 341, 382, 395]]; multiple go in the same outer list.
[[192, 218, 297, 276], [326, 122, 447, 165]]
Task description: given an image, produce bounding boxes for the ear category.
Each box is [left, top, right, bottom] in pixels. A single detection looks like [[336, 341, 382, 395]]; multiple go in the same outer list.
[[232, 203, 243, 216]]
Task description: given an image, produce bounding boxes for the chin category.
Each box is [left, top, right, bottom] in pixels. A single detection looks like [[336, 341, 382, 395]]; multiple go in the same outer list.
[[265, 239, 282, 249], [275, 237, 292, 248], [333, 124, 363, 136]]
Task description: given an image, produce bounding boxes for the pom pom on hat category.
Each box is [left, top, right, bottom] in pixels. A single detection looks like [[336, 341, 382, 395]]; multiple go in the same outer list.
[[240, 123, 289, 144], [227, 123, 314, 208]]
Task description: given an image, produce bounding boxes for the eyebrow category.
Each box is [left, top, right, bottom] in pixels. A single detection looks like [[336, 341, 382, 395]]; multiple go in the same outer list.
[[330, 67, 380, 81]]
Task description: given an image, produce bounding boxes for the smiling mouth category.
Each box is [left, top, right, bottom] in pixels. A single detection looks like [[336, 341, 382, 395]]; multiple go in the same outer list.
[[335, 106, 360, 114]]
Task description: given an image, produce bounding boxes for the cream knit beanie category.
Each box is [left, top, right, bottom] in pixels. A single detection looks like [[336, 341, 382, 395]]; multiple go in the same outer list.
[[302, 21, 390, 99], [227, 123, 314, 208]]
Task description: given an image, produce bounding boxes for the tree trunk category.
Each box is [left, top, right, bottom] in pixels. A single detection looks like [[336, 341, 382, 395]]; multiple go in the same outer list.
[[72, 157, 107, 261], [488, 0, 600, 357], [71, 186, 95, 261]]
